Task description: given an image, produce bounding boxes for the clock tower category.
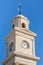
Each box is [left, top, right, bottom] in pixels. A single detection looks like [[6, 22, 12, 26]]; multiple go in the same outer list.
[[3, 14, 39, 65], [2, 3, 40, 64]]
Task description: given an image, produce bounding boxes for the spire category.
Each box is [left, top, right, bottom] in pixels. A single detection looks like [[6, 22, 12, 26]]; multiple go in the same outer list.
[[17, 3, 22, 15]]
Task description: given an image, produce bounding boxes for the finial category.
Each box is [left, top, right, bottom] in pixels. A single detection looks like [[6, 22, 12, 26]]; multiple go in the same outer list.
[[17, 2, 22, 15]]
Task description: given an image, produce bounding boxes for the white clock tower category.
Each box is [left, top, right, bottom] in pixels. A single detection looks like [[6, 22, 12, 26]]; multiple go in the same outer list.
[[2, 3, 39, 65]]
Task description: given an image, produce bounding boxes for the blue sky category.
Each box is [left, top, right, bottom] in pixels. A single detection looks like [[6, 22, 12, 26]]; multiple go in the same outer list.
[[0, 0, 43, 65]]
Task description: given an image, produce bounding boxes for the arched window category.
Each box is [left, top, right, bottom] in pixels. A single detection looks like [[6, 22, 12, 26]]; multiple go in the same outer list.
[[9, 42, 13, 51], [22, 23, 26, 28], [12, 24, 14, 29]]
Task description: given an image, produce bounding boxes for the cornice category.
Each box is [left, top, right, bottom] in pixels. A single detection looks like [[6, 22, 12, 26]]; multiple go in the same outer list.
[[2, 51, 39, 65], [14, 52, 39, 61], [6, 27, 36, 41], [14, 27, 36, 36]]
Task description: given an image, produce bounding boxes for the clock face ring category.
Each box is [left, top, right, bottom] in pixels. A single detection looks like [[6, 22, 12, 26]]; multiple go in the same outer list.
[[21, 41, 29, 49]]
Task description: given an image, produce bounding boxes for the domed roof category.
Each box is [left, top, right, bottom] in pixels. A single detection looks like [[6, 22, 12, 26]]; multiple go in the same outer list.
[[12, 14, 29, 22]]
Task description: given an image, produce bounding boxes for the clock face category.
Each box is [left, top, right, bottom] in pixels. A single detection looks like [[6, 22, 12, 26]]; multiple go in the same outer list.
[[21, 41, 29, 49]]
